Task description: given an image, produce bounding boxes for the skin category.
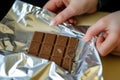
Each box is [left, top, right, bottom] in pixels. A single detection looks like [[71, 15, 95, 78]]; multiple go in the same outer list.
[[44, 0, 120, 56], [44, 0, 98, 25], [82, 11, 120, 56]]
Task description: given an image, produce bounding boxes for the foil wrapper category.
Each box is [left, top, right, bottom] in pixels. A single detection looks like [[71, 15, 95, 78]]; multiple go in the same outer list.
[[0, 0, 103, 80]]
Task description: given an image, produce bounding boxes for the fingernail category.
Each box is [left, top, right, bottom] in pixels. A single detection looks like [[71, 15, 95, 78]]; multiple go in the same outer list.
[[82, 36, 89, 42], [49, 21, 54, 26], [82, 37, 87, 42], [49, 20, 56, 26]]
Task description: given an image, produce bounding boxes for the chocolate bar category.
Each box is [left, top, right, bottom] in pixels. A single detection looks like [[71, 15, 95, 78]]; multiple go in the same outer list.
[[28, 31, 79, 71]]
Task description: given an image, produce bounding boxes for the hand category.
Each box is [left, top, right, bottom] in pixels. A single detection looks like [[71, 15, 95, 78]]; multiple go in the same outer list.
[[43, 0, 98, 25], [82, 11, 120, 56]]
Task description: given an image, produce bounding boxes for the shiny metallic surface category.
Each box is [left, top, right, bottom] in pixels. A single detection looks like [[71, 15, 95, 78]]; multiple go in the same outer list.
[[0, 1, 103, 80]]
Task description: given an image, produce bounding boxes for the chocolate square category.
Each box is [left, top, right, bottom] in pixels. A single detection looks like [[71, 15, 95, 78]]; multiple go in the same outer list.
[[43, 33, 56, 45], [39, 54, 50, 59], [52, 45, 65, 58], [67, 37, 79, 48], [64, 47, 76, 58], [55, 35, 68, 47], [62, 57, 72, 71], [50, 56, 62, 66], [32, 31, 44, 43], [28, 41, 41, 56], [39, 44, 53, 56]]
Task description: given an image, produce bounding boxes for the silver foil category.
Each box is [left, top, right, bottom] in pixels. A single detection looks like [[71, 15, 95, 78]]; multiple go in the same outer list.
[[0, 0, 103, 80]]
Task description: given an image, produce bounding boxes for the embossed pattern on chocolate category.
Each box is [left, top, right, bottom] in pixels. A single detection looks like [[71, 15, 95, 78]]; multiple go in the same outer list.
[[28, 31, 79, 71]]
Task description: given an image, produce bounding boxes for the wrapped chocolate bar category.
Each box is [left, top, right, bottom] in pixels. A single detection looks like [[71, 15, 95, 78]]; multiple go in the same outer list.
[[0, 0, 103, 80]]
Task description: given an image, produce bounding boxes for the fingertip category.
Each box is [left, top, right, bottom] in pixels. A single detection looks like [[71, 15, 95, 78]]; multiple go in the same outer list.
[[97, 43, 110, 57], [95, 45, 106, 56], [99, 49, 108, 56], [51, 14, 66, 26], [54, 7, 76, 25], [82, 35, 91, 42], [50, 16, 60, 26], [50, 13, 70, 26], [68, 18, 77, 25], [50, 20, 56, 26]]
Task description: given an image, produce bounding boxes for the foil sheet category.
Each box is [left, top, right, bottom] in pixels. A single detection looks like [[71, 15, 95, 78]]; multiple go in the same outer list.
[[0, 0, 103, 80]]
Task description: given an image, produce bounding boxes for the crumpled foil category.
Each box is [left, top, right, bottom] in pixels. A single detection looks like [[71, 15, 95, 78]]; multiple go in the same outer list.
[[0, 0, 103, 80]]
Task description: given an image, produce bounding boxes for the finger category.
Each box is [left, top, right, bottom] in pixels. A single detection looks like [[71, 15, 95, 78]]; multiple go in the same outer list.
[[96, 35, 105, 54], [97, 33, 119, 56], [82, 20, 106, 42], [96, 35, 105, 47], [43, 0, 64, 13], [67, 17, 77, 25], [50, 5, 78, 26], [43, 1, 56, 12]]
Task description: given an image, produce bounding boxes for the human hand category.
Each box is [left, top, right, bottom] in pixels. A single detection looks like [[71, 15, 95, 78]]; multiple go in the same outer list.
[[43, 0, 98, 25], [82, 11, 120, 56]]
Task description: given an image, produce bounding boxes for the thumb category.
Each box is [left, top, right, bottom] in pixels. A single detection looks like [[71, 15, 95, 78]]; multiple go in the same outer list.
[[82, 20, 106, 42], [50, 5, 77, 26]]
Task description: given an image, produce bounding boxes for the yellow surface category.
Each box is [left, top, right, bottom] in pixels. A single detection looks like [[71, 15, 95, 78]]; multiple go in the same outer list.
[[101, 54, 120, 80], [77, 12, 120, 80], [77, 12, 109, 26]]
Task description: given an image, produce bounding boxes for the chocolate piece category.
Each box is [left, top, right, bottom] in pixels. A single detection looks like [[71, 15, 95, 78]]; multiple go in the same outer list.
[[39, 54, 50, 59], [43, 33, 56, 45], [28, 31, 79, 72], [55, 35, 68, 46], [39, 44, 53, 57], [32, 32, 44, 43], [28, 41, 41, 56], [52, 45, 65, 58], [64, 47, 76, 58], [50, 56, 62, 66], [62, 57, 72, 71], [67, 37, 79, 48]]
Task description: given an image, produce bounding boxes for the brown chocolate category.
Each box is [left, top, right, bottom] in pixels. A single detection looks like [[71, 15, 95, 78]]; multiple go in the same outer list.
[[28, 41, 41, 56], [39, 54, 50, 59], [28, 31, 79, 71], [50, 56, 62, 66], [32, 32, 44, 43], [67, 37, 79, 48], [64, 47, 76, 58], [55, 35, 68, 46], [38, 44, 53, 57], [62, 57, 72, 71], [52, 45, 65, 58], [43, 33, 56, 44]]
